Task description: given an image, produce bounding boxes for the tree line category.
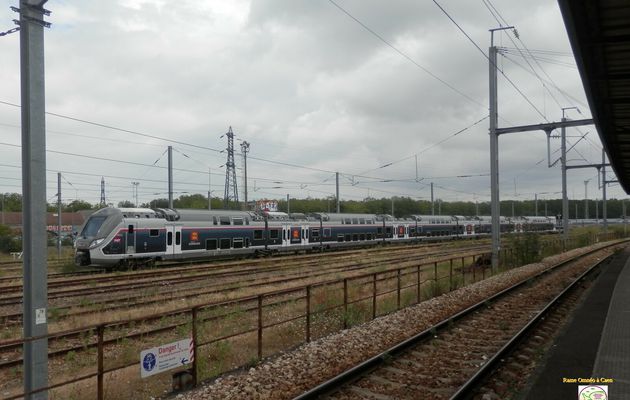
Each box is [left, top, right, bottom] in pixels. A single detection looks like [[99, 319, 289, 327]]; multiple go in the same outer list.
[[1, 192, 628, 219]]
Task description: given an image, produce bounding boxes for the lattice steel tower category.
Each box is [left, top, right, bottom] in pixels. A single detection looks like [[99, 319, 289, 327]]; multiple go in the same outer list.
[[100, 177, 106, 206], [223, 126, 239, 207]]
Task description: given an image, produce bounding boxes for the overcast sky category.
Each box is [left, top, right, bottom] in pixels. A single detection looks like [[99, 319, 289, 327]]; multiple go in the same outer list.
[[0, 0, 626, 210]]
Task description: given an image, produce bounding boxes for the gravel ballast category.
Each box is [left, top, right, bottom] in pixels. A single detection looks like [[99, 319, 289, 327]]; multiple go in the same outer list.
[[175, 242, 625, 400]]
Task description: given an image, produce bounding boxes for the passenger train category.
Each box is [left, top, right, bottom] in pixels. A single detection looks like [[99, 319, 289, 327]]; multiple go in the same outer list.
[[74, 207, 556, 268]]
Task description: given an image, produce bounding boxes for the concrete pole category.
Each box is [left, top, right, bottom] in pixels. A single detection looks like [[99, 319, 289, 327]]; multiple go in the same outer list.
[[287, 194, 290, 215], [208, 168, 216, 211], [596, 198, 599, 222], [584, 180, 589, 219], [535, 193, 538, 216], [20, 1, 50, 397], [57, 172, 61, 259], [168, 145, 173, 208], [602, 150, 608, 233], [489, 43, 500, 272], [545, 201, 548, 217], [438, 199, 441, 215], [391, 197, 394, 217], [575, 203, 578, 222], [431, 182, 435, 215], [336, 172, 340, 213], [475, 201, 479, 217], [241, 141, 249, 207], [561, 118, 569, 243], [512, 201, 515, 219]]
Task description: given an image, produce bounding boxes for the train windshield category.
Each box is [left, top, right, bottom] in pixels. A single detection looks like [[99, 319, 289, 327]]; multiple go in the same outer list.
[[81, 216, 107, 237]]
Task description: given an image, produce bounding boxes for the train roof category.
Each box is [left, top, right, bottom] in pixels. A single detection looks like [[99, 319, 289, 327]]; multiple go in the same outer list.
[[153, 208, 255, 222], [410, 215, 455, 221]]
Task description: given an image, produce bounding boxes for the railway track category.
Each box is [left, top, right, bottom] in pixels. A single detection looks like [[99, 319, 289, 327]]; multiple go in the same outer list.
[[294, 245, 616, 400], [0, 244, 491, 326]]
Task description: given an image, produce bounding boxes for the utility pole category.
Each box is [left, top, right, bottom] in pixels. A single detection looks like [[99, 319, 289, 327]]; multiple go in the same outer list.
[[575, 202, 578, 222], [584, 180, 589, 219], [545, 201, 548, 217], [488, 26, 511, 273], [602, 150, 608, 232], [561, 111, 569, 243], [19, 1, 51, 398], [438, 199, 441, 215], [208, 167, 212, 211], [475, 200, 479, 217], [336, 172, 340, 213], [535, 193, 538, 216], [131, 182, 139, 207], [287, 194, 290, 215], [99, 176, 106, 207], [240, 141, 250, 208], [596, 198, 599, 222], [391, 197, 394, 217], [168, 145, 173, 208], [57, 173, 61, 259], [431, 182, 434, 215], [1, 193, 4, 225], [223, 127, 239, 208]]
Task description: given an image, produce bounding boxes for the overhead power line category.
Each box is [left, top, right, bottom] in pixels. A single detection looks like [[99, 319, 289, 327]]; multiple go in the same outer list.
[[431, 0, 547, 121], [326, 0, 485, 108]]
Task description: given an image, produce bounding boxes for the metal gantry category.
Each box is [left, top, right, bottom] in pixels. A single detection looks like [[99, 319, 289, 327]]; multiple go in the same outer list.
[[488, 26, 594, 271]]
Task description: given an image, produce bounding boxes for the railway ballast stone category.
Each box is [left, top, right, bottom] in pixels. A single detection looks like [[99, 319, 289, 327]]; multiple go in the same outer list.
[[176, 242, 623, 400]]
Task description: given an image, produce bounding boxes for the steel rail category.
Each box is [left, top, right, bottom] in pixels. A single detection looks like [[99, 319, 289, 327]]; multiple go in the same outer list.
[[292, 243, 620, 400]]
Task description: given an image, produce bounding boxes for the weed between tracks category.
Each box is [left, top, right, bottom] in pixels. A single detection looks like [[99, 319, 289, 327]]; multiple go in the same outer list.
[[1, 238, 610, 400]]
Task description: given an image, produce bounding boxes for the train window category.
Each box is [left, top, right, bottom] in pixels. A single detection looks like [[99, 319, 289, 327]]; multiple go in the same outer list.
[[245, 218, 250, 224], [205, 239, 217, 250], [344, 218, 351, 224], [175, 232, 181, 245], [311, 228, 320, 238], [220, 216, 231, 225], [359, 234, 365, 241], [213, 217, 218, 225], [385, 227, 392, 235], [323, 228, 331, 237], [377, 227, 383, 234], [367, 233, 372, 240], [167, 232, 173, 245], [352, 234, 358, 241], [337, 234, 344, 242], [305, 230, 309, 239], [270, 229, 280, 239], [359, 218, 365, 224], [219, 238, 231, 249], [233, 238, 244, 249], [409, 227, 415, 234], [150, 229, 159, 237], [232, 218, 244, 226], [245, 238, 250, 248], [367, 220, 373, 224], [254, 230, 263, 240], [128, 225, 134, 234], [345, 234, 351, 242], [352, 218, 359, 224]]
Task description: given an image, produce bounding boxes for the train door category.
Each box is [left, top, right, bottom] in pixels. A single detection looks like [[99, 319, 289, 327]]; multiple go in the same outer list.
[[290, 226, 303, 246], [165, 225, 183, 255], [282, 224, 291, 247], [300, 225, 309, 245], [395, 225, 406, 240], [126, 222, 136, 254]]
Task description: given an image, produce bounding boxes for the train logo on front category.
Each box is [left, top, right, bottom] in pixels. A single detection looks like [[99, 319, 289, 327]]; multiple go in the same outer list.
[[579, 385, 608, 400]]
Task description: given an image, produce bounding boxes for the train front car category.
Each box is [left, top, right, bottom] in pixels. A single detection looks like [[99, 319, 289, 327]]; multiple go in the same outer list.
[[74, 207, 161, 268]]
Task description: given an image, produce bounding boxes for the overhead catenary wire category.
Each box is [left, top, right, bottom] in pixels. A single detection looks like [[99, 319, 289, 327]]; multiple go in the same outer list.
[[431, 0, 547, 121]]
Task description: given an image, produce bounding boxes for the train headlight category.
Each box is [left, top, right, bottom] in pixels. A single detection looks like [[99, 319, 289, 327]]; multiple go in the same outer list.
[[89, 238, 105, 249]]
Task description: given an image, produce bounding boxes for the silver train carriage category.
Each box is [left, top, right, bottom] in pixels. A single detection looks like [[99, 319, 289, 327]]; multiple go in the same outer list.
[[74, 208, 555, 268]]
